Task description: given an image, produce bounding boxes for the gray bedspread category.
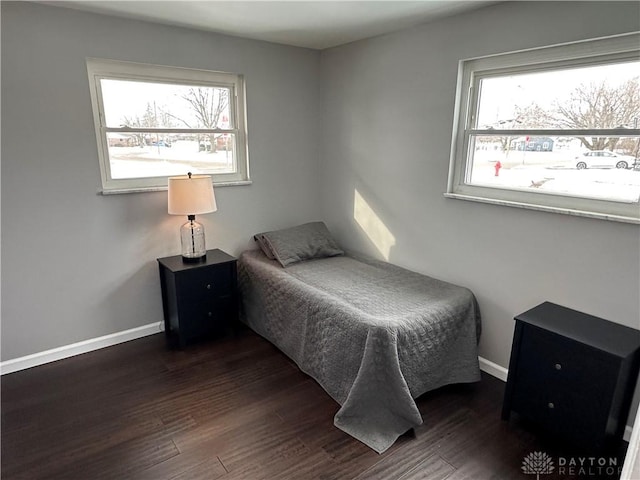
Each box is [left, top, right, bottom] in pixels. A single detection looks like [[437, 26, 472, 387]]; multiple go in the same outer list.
[[238, 250, 481, 453]]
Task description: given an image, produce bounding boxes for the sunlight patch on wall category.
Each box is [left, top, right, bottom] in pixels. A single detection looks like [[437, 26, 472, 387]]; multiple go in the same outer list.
[[354, 189, 396, 260]]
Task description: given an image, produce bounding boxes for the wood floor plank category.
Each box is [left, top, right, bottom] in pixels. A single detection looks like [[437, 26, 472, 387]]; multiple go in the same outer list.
[[399, 455, 455, 480], [2, 412, 166, 476], [9, 432, 179, 480], [162, 456, 228, 480], [136, 447, 227, 480], [353, 438, 447, 480]]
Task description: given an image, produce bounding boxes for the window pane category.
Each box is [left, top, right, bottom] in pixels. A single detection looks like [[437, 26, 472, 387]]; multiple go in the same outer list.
[[100, 79, 232, 129], [107, 132, 236, 179], [475, 61, 640, 130], [467, 135, 640, 203]]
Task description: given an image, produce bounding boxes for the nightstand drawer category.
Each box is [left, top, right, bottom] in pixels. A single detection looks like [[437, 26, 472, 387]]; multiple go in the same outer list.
[[515, 325, 619, 399], [180, 299, 234, 340], [176, 263, 234, 301]]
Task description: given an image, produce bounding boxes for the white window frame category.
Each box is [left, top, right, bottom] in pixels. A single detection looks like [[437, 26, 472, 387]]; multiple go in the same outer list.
[[446, 32, 640, 224], [86, 58, 250, 194]]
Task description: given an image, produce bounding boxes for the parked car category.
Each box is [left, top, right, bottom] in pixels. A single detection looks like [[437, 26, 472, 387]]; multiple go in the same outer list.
[[575, 150, 635, 169], [151, 140, 171, 147]]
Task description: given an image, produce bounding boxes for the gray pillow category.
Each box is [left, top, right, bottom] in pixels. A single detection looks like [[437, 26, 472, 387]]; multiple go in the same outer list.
[[258, 222, 343, 267], [253, 233, 276, 260]]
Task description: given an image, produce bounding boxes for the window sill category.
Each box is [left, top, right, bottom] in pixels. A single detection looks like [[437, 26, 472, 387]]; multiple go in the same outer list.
[[99, 180, 253, 195], [444, 192, 640, 225]]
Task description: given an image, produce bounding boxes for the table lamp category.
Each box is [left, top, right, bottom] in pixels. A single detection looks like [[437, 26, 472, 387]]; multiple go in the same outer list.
[[168, 172, 217, 262]]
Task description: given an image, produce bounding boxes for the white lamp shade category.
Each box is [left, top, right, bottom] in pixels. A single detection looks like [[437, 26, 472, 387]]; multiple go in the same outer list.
[[167, 175, 217, 215]]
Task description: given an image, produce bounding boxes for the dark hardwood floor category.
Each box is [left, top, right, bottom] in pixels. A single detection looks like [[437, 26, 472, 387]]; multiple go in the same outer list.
[[1, 330, 628, 479]]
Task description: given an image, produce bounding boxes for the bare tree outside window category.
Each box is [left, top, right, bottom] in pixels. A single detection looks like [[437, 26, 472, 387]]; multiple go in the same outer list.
[[162, 87, 231, 152], [554, 78, 640, 151], [121, 102, 174, 147]]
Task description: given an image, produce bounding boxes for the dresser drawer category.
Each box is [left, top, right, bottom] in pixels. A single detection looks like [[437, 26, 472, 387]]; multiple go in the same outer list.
[[511, 383, 608, 447], [514, 324, 619, 401], [176, 262, 234, 301]]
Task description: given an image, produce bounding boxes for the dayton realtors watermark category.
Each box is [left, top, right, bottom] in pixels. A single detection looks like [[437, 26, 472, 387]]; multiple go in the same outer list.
[[522, 451, 622, 478], [557, 456, 621, 477]]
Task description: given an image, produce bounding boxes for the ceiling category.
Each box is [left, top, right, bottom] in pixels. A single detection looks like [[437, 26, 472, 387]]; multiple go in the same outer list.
[[49, 1, 495, 50]]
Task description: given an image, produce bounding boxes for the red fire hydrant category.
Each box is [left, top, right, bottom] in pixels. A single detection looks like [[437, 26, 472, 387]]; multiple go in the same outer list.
[[494, 161, 502, 177]]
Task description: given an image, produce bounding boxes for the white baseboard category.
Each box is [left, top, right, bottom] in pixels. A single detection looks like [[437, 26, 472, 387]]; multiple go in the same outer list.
[[478, 355, 509, 382], [625, 425, 633, 443], [478, 355, 633, 442], [0, 322, 162, 375]]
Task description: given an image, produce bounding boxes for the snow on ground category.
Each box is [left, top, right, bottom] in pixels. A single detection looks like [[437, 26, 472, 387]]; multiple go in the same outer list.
[[471, 150, 640, 203]]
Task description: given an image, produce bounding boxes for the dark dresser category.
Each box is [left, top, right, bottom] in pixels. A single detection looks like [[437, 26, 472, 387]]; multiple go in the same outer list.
[[502, 301, 640, 451], [157, 249, 238, 348]]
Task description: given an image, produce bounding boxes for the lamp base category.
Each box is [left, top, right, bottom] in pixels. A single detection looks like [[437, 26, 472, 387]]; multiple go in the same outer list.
[[180, 216, 207, 261], [181, 253, 206, 263]]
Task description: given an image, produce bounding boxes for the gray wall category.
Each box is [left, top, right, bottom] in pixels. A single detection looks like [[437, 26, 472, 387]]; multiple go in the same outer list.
[[1, 2, 322, 360], [319, 1, 640, 418]]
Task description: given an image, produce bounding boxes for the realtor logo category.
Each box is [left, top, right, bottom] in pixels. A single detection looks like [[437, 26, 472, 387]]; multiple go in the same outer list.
[[522, 451, 555, 479]]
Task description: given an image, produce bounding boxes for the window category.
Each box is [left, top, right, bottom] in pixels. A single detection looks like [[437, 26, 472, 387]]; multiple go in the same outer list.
[[447, 33, 640, 223], [87, 58, 249, 193]]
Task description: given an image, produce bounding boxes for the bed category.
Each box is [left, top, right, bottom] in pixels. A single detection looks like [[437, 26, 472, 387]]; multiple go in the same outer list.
[[238, 222, 481, 453]]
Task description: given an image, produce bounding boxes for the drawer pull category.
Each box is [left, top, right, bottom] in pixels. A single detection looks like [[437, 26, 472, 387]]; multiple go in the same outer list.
[[548, 402, 555, 409], [206, 284, 212, 290], [208, 312, 213, 317], [554, 363, 562, 370]]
